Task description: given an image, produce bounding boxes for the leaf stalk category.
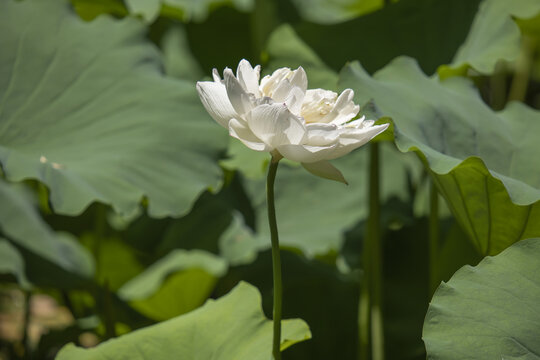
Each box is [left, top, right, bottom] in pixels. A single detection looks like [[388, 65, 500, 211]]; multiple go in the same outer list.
[[360, 142, 384, 360], [267, 156, 282, 360], [429, 180, 440, 297]]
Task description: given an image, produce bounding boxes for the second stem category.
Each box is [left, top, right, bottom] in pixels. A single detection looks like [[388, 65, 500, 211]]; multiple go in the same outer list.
[[267, 156, 282, 360], [361, 142, 384, 360]]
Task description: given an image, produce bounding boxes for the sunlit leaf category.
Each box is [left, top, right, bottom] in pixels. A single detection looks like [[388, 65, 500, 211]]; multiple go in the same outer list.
[[423, 238, 540, 360], [0, 0, 227, 218], [118, 249, 227, 320], [341, 57, 540, 255], [57, 282, 311, 359]]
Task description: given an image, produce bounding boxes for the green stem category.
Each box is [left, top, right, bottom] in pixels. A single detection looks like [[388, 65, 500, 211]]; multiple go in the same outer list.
[[92, 205, 116, 338], [251, 0, 278, 62], [93, 204, 107, 281], [102, 280, 117, 340], [359, 275, 370, 360], [429, 180, 440, 297], [508, 35, 536, 103], [360, 143, 384, 360], [61, 291, 77, 318], [267, 156, 282, 360], [368, 143, 384, 360], [490, 62, 507, 111]]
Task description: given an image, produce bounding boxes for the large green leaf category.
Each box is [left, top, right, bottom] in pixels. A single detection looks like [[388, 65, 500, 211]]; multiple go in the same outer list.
[[57, 282, 311, 359], [448, 0, 540, 74], [118, 249, 227, 320], [0, 0, 227, 218], [423, 238, 540, 360], [340, 57, 540, 255], [0, 179, 94, 286]]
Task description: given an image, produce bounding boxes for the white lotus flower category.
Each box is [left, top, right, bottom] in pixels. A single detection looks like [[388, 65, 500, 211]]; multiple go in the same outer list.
[[196, 59, 389, 183]]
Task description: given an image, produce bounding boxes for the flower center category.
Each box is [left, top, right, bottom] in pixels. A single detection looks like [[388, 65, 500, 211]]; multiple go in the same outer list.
[[300, 90, 337, 124]]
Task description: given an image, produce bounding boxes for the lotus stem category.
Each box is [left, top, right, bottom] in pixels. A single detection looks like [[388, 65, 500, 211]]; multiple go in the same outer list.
[[429, 180, 440, 297], [359, 275, 370, 359], [360, 142, 384, 360], [267, 156, 282, 360], [508, 35, 536, 103], [103, 280, 117, 339], [491, 62, 507, 111], [368, 142, 384, 360], [251, 0, 278, 60]]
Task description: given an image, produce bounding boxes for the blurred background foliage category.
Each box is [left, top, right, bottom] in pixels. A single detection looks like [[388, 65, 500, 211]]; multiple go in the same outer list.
[[1, 0, 540, 359]]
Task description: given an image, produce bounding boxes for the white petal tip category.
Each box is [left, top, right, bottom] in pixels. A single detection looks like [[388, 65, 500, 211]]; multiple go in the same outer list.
[[212, 68, 221, 82]]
